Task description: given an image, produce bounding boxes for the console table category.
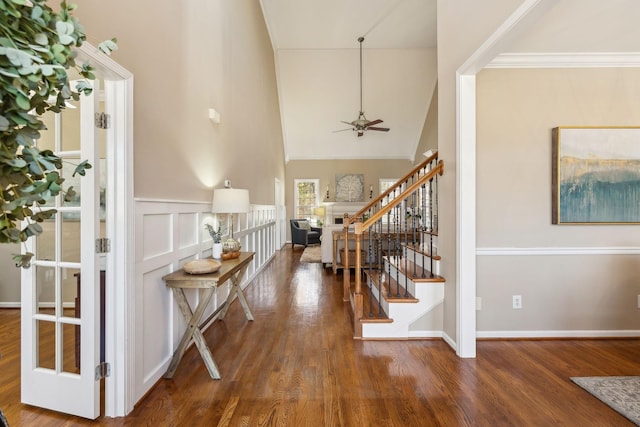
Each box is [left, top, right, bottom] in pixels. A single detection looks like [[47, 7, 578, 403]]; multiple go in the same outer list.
[[162, 251, 254, 380]]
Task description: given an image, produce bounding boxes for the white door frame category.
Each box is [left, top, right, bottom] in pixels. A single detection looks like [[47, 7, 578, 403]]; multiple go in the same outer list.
[[77, 43, 135, 417], [455, 0, 553, 358]]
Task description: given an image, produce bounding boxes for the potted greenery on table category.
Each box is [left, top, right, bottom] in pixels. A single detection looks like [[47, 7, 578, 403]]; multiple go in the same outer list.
[[205, 224, 224, 259]]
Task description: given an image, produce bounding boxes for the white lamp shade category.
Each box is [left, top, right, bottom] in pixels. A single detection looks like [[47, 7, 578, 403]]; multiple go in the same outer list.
[[211, 188, 250, 213]]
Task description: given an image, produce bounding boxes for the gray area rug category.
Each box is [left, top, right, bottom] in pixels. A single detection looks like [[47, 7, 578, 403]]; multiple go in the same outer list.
[[0, 408, 7, 427], [300, 245, 321, 263], [572, 376, 640, 425]]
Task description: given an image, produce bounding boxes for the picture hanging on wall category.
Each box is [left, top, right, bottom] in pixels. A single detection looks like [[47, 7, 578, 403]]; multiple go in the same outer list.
[[552, 126, 640, 224], [335, 174, 365, 202]]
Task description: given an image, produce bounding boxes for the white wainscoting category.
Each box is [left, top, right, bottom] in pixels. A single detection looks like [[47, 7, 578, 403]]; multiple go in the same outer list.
[[134, 199, 277, 403]]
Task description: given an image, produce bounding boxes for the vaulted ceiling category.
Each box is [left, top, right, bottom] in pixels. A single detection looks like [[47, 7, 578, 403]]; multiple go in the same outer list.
[[259, 0, 437, 162], [259, 0, 640, 162]]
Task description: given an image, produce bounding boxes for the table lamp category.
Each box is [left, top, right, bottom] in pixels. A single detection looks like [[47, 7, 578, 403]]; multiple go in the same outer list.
[[211, 185, 250, 254], [313, 206, 326, 226]]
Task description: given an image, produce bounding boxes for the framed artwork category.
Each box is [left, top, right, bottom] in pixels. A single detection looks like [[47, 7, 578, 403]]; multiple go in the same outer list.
[[335, 174, 365, 202], [552, 126, 640, 224]]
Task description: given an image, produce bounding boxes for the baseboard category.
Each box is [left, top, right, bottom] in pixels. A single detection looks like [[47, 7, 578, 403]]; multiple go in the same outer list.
[[0, 302, 75, 309], [0, 302, 20, 308], [477, 330, 640, 339], [408, 330, 443, 339], [442, 331, 457, 351]]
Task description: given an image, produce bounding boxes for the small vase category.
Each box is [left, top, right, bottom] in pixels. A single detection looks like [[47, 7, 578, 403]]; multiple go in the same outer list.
[[212, 243, 223, 259]]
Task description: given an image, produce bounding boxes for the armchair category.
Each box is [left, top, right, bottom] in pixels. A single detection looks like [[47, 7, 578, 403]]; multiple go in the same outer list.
[[290, 219, 322, 248]]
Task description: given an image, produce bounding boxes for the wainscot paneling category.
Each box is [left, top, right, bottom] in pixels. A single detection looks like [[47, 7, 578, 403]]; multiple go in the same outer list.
[[134, 199, 277, 404]]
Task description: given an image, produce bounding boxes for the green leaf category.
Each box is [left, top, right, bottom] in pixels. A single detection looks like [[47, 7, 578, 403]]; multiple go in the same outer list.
[[0, 115, 9, 131], [34, 33, 47, 46], [64, 186, 76, 202], [12, 252, 33, 269], [97, 38, 118, 55], [0, 67, 20, 78], [73, 159, 92, 177], [51, 43, 66, 62], [7, 158, 27, 168], [16, 92, 30, 110], [56, 20, 75, 45]]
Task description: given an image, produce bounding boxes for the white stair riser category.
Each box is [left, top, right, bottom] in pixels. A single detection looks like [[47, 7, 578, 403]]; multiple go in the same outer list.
[[362, 284, 444, 339], [403, 247, 440, 275]]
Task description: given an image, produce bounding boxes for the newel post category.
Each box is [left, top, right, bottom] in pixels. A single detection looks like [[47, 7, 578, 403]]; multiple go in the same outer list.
[[353, 220, 363, 338], [342, 213, 350, 301]]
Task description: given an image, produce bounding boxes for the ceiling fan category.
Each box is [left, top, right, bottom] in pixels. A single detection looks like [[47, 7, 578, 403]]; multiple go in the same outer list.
[[336, 36, 390, 137]]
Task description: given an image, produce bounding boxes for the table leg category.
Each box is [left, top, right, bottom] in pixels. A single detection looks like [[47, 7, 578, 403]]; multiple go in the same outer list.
[[165, 287, 221, 379], [218, 265, 253, 321]]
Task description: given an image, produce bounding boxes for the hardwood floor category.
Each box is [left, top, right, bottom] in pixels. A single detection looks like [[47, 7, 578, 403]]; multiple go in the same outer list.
[[1, 246, 639, 426]]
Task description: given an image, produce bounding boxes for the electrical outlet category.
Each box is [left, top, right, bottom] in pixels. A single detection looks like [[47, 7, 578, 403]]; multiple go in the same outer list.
[[512, 295, 522, 309], [637, 294, 640, 309], [476, 297, 482, 311]]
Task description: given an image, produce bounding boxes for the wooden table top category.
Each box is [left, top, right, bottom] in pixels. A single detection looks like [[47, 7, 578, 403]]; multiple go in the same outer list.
[[162, 252, 255, 289]]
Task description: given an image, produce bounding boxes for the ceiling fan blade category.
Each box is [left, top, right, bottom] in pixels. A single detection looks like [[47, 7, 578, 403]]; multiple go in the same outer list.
[[333, 128, 353, 133], [368, 127, 390, 132], [365, 119, 383, 127], [340, 121, 355, 126]]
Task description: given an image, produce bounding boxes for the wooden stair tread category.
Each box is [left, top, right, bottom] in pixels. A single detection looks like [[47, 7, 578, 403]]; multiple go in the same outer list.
[[365, 270, 419, 303], [385, 256, 445, 282]]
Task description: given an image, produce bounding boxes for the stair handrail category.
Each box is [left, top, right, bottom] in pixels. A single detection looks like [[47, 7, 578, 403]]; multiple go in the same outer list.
[[345, 150, 439, 226]]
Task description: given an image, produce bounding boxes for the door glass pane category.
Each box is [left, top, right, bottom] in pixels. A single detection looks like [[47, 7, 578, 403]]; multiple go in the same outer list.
[[61, 216, 80, 263], [62, 322, 80, 374], [36, 266, 56, 315], [60, 99, 80, 152], [37, 218, 56, 262], [61, 157, 81, 209], [62, 267, 80, 311], [37, 320, 55, 370], [38, 111, 56, 151]]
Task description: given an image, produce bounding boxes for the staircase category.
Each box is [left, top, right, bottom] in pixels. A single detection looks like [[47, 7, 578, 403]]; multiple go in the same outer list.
[[340, 153, 445, 339]]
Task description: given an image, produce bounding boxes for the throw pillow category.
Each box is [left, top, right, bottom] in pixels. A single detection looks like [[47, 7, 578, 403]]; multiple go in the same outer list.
[[298, 220, 311, 230]]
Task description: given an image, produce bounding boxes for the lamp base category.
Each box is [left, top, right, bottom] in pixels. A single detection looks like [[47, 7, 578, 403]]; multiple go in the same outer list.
[[221, 251, 241, 260]]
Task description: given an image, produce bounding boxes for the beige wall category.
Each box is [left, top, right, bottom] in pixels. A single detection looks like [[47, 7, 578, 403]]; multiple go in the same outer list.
[[414, 84, 438, 163], [0, 244, 20, 303], [284, 159, 414, 237], [75, 0, 285, 204], [476, 67, 640, 331]]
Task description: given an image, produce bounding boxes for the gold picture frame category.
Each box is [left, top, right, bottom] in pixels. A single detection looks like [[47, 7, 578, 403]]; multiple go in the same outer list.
[[552, 126, 640, 224]]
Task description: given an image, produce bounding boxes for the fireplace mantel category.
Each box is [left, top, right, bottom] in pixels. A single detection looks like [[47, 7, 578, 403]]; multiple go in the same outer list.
[[323, 202, 368, 224]]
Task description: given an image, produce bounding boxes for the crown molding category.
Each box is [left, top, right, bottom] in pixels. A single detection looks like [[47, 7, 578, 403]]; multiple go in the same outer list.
[[486, 52, 640, 68]]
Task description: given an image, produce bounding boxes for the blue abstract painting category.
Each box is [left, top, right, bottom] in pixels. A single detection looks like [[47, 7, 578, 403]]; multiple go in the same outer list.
[[552, 127, 640, 224]]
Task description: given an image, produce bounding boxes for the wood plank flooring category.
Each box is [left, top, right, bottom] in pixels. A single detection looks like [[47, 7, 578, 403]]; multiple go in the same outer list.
[[1, 246, 639, 426]]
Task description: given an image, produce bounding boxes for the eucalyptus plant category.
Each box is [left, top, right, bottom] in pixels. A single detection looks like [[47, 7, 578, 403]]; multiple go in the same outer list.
[[0, 0, 116, 267]]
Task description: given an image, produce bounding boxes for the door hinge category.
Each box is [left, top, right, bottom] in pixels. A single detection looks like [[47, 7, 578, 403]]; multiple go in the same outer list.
[[95, 238, 111, 254], [95, 362, 110, 380], [95, 112, 110, 129]]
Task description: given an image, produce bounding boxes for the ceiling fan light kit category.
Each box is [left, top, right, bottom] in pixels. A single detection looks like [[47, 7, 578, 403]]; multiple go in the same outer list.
[[336, 36, 390, 137]]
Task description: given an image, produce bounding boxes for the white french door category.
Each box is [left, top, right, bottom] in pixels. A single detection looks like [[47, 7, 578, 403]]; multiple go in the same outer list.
[[21, 79, 102, 419]]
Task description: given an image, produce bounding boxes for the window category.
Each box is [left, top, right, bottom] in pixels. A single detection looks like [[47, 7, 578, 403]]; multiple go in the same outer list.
[[294, 179, 319, 220], [379, 178, 398, 206]]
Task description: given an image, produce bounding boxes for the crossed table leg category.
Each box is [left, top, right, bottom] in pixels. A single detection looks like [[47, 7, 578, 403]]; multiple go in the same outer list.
[[164, 262, 253, 380]]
